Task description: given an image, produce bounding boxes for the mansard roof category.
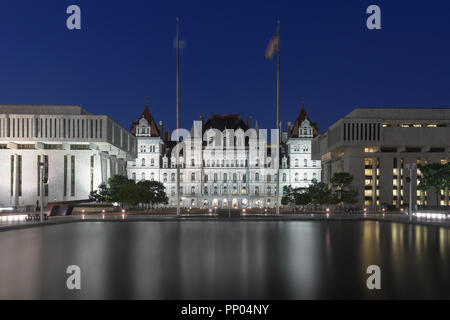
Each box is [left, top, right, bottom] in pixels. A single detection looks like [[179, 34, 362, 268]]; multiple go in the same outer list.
[[203, 113, 248, 132], [130, 99, 160, 137], [290, 101, 319, 137]]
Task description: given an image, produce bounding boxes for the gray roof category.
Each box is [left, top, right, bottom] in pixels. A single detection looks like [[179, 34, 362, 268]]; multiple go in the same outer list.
[[0, 104, 91, 115], [344, 107, 450, 121]]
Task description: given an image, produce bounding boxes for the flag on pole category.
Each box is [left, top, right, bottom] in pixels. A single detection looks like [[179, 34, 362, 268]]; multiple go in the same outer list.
[[265, 33, 280, 60]]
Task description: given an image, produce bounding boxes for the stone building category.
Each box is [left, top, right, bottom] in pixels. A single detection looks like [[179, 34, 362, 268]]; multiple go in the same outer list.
[[0, 104, 136, 208], [312, 107, 450, 209], [127, 100, 321, 208]]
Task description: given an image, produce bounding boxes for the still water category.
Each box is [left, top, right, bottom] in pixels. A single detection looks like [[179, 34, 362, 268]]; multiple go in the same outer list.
[[0, 220, 449, 299]]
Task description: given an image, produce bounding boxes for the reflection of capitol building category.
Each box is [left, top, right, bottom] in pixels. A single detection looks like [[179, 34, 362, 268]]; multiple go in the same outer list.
[[127, 100, 321, 208]]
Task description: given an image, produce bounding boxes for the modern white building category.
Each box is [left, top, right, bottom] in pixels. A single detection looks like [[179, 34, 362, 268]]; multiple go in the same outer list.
[[312, 107, 450, 209], [127, 100, 321, 208], [0, 105, 136, 209]]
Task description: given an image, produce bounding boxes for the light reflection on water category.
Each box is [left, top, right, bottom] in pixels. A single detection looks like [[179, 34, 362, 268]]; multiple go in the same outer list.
[[0, 221, 448, 299]]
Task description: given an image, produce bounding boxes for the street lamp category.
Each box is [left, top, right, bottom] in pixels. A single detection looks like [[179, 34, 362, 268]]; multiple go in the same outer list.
[[39, 162, 45, 222], [405, 163, 417, 221]]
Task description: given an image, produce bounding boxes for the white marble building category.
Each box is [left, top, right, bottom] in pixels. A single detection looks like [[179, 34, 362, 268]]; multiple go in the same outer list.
[[127, 101, 321, 208], [0, 105, 136, 209]]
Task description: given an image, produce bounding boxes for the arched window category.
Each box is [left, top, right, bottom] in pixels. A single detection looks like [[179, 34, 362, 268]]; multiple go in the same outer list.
[[163, 173, 167, 182], [171, 173, 175, 182], [223, 173, 227, 181], [312, 172, 317, 181], [282, 173, 286, 182], [232, 186, 237, 195], [304, 173, 308, 181], [223, 185, 228, 195], [204, 186, 208, 195], [141, 172, 145, 180], [142, 158, 145, 166], [255, 172, 259, 182], [132, 172, 136, 181], [233, 173, 237, 182], [191, 172, 195, 181], [214, 186, 218, 194], [242, 187, 247, 195], [255, 186, 259, 195], [267, 186, 271, 195], [191, 186, 195, 195], [151, 158, 155, 166]]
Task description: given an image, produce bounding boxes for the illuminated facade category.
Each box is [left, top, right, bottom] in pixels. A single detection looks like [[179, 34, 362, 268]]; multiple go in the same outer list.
[[0, 105, 136, 209], [127, 101, 321, 208], [312, 108, 450, 209]]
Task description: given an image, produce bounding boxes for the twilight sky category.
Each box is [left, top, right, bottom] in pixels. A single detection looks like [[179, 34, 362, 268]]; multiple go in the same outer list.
[[0, 0, 449, 133]]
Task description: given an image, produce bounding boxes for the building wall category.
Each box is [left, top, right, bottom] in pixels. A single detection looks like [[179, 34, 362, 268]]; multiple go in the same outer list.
[[0, 105, 136, 208], [127, 119, 321, 208], [312, 108, 450, 209]]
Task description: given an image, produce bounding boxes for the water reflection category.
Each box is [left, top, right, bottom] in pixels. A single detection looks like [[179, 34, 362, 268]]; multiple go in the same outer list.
[[0, 221, 448, 299]]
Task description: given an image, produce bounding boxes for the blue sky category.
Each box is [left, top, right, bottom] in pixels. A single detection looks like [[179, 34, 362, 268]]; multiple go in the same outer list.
[[0, 0, 449, 133]]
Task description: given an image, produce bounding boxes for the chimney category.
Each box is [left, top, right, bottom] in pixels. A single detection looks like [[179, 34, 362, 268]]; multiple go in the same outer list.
[[158, 120, 163, 137], [287, 121, 292, 138], [165, 127, 171, 141], [247, 116, 252, 128]]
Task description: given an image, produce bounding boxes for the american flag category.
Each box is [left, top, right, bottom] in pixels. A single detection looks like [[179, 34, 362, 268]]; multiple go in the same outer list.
[[265, 34, 280, 60]]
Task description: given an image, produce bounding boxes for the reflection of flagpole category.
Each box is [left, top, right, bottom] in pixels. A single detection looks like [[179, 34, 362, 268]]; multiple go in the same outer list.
[[176, 17, 180, 216], [275, 20, 280, 216]]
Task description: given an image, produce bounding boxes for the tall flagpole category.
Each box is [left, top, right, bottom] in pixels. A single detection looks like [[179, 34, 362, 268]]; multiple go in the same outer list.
[[176, 17, 181, 216], [275, 20, 280, 216]]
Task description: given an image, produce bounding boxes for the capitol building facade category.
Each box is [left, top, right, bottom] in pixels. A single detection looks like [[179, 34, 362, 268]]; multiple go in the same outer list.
[[127, 101, 321, 209]]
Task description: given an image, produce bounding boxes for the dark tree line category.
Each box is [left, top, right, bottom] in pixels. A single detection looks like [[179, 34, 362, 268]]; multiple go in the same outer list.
[[89, 175, 168, 208], [417, 163, 450, 207], [281, 172, 358, 208]]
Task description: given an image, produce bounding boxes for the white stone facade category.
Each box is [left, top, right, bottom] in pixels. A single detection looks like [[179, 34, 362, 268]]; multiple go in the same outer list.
[[127, 102, 321, 208], [0, 105, 136, 208]]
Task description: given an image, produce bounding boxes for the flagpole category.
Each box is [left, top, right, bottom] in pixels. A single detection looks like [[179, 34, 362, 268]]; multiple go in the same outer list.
[[176, 17, 181, 216], [276, 20, 280, 216]]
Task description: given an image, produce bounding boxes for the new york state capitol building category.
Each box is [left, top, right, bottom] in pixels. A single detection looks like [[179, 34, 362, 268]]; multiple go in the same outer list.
[[127, 101, 321, 209], [0, 102, 321, 210]]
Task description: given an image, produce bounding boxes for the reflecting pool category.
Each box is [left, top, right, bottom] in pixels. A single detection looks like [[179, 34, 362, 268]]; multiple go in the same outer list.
[[0, 221, 448, 299]]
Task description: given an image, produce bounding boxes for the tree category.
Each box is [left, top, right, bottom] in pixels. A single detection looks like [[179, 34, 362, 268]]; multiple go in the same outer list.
[[281, 185, 295, 206], [137, 180, 168, 208], [89, 182, 110, 202], [282, 185, 311, 207], [107, 175, 130, 202], [294, 188, 311, 206], [118, 180, 142, 207], [418, 163, 450, 207], [330, 172, 358, 206], [308, 179, 332, 207]]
